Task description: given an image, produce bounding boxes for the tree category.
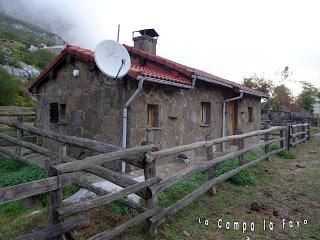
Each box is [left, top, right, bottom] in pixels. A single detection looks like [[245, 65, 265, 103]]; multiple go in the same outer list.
[[297, 81, 319, 111], [0, 68, 19, 105], [243, 74, 274, 95], [271, 84, 295, 110]]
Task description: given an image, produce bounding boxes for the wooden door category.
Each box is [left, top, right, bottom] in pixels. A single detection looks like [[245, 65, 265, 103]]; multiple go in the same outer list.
[[227, 101, 238, 138]]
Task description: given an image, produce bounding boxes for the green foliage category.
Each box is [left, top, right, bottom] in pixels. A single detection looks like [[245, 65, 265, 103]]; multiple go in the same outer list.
[[0, 200, 23, 217], [0, 68, 19, 105], [0, 13, 65, 46], [0, 155, 44, 187], [217, 160, 255, 185], [22, 49, 55, 69], [278, 150, 295, 159], [271, 84, 295, 110], [243, 74, 274, 95], [297, 81, 319, 111], [158, 172, 207, 207], [106, 202, 134, 215]]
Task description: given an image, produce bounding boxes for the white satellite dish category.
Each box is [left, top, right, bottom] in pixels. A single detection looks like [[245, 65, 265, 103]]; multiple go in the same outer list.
[[94, 40, 131, 78]]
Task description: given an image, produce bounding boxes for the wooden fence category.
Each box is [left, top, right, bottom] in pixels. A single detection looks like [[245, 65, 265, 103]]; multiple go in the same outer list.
[[0, 118, 311, 240]]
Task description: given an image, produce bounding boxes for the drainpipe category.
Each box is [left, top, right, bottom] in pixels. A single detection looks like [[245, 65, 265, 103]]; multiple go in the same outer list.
[[222, 90, 244, 151], [121, 76, 145, 173]]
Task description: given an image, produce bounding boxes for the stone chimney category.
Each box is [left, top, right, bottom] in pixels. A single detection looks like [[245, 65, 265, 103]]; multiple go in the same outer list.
[[132, 29, 159, 55]]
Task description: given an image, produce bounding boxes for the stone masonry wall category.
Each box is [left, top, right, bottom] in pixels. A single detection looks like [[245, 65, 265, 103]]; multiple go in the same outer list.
[[35, 58, 262, 168]]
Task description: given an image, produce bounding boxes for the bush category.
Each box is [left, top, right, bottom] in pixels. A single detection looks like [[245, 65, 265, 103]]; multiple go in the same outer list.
[[0, 68, 19, 105], [22, 49, 55, 69], [278, 150, 295, 159], [0, 155, 44, 187], [217, 160, 255, 185]]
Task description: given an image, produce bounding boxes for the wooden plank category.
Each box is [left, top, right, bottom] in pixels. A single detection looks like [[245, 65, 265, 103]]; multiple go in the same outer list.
[[0, 113, 35, 117], [58, 177, 161, 217], [0, 119, 120, 152], [146, 126, 286, 162], [0, 133, 76, 164], [150, 148, 285, 224], [0, 173, 74, 204], [12, 216, 89, 240], [291, 123, 309, 128], [86, 166, 147, 199], [76, 177, 146, 213], [148, 138, 283, 195], [0, 146, 45, 167], [88, 207, 161, 240], [291, 131, 308, 138], [53, 144, 158, 174], [291, 137, 307, 147]]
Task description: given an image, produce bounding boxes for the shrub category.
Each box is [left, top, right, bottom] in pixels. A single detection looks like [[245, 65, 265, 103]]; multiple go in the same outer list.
[[22, 49, 55, 69], [278, 150, 295, 159], [217, 160, 255, 185], [0, 155, 44, 187], [0, 68, 19, 105]]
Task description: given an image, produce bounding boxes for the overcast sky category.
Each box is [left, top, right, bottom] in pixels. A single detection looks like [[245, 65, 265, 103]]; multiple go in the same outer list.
[[1, 0, 320, 95]]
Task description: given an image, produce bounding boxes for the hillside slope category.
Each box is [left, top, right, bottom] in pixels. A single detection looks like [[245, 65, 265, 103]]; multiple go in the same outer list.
[[0, 12, 66, 106]]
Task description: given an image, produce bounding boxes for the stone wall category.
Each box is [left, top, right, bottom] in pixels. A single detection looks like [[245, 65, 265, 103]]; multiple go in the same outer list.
[[35, 59, 125, 169], [35, 57, 263, 168]]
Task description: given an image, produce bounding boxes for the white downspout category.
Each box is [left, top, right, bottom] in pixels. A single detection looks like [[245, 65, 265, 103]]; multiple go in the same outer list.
[[121, 76, 145, 173], [222, 90, 244, 151]]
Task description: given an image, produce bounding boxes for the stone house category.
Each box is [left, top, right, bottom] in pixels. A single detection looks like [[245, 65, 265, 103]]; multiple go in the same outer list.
[[28, 29, 268, 171]]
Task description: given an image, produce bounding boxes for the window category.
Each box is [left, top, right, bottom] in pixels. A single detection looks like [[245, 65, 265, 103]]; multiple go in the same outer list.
[[59, 104, 67, 122], [50, 103, 59, 123], [248, 107, 253, 123], [201, 102, 211, 125], [147, 104, 160, 128]]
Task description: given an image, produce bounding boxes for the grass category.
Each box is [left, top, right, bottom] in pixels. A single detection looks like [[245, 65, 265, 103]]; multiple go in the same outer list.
[[0, 129, 318, 239]]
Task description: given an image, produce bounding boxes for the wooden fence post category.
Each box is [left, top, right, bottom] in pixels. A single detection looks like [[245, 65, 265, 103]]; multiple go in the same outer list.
[[237, 129, 244, 166], [264, 124, 271, 161], [280, 128, 284, 150], [46, 156, 63, 240], [291, 125, 295, 147], [205, 135, 216, 195], [307, 123, 311, 140], [287, 124, 291, 150], [302, 124, 306, 143], [144, 154, 158, 238], [15, 116, 23, 155]]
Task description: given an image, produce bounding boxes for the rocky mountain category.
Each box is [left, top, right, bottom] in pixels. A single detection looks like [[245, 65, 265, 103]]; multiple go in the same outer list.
[[0, 12, 66, 106]]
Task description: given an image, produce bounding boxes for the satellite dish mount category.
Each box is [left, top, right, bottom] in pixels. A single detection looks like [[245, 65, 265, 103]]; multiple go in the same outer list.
[[94, 40, 131, 80]]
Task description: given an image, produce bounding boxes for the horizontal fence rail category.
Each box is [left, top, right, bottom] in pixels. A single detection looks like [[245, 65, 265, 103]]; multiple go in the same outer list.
[[0, 118, 311, 240]]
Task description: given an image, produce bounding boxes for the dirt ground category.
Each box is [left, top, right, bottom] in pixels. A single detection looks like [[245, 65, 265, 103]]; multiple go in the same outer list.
[[115, 129, 320, 240]]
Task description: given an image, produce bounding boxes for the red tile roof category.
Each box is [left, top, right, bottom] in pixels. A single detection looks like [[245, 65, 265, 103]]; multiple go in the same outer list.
[[28, 44, 269, 98]]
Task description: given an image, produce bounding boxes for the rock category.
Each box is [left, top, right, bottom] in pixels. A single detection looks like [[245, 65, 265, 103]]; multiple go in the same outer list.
[[22, 197, 43, 210], [250, 202, 268, 212], [296, 164, 305, 168], [176, 153, 191, 164], [0, 62, 40, 83], [18, 61, 40, 79], [183, 230, 190, 237], [63, 188, 97, 203]]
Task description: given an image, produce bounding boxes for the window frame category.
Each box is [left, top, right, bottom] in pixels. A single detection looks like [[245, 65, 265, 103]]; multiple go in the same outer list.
[[49, 103, 59, 123], [147, 104, 160, 128], [201, 102, 212, 126], [248, 106, 253, 123]]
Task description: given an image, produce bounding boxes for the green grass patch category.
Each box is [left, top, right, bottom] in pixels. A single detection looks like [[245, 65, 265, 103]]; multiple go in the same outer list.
[[278, 149, 296, 159], [158, 171, 207, 208], [217, 160, 255, 185], [0, 155, 44, 187]]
